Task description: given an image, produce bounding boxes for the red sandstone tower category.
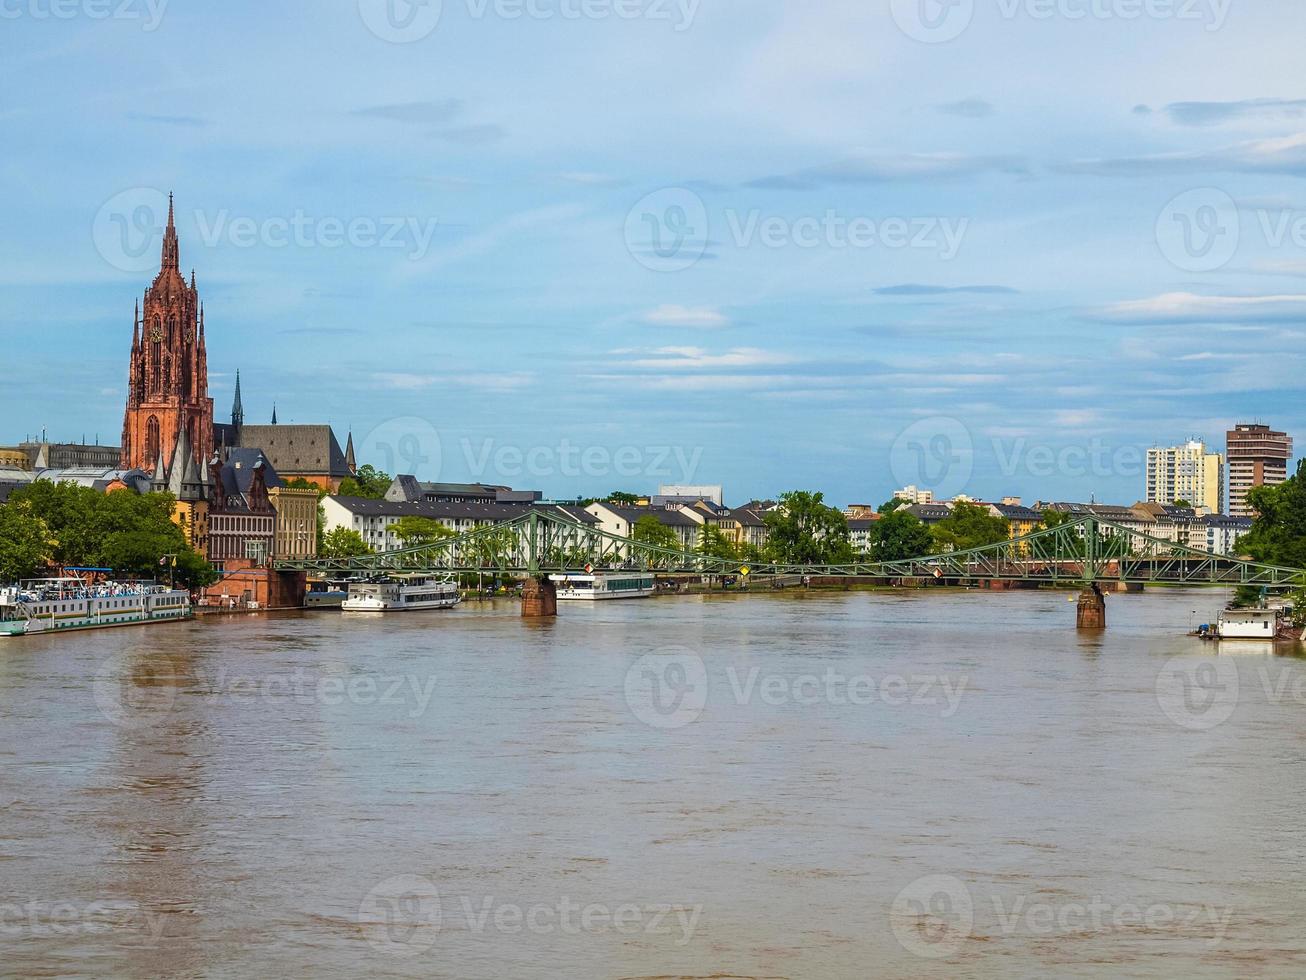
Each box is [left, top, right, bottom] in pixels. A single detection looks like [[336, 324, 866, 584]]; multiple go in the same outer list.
[[120, 194, 214, 473]]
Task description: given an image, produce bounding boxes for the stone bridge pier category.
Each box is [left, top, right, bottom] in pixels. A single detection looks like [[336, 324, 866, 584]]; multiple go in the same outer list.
[[521, 576, 558, 618], [1076, 583, 1107, 630]]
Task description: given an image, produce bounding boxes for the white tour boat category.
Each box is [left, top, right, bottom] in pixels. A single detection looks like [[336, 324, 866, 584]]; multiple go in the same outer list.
[[0, 578, 191, 638], [341, 574, 461, 612], [549, 572, 656, 600]]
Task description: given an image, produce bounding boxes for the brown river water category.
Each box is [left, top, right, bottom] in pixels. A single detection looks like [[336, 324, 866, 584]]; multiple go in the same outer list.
[[1, 588, 1304, 979]]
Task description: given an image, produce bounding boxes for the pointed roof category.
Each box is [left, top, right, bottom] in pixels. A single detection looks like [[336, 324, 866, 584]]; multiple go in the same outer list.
[[132, 300, 140, 350], [345, 431, 356, 472], [161, 191, 180, 271], [271, 404, 278, 425], [232, 370, 244, 425]]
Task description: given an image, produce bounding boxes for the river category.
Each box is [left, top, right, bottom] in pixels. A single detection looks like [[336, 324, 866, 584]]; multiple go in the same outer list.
[[1, 588, 1304, 978]]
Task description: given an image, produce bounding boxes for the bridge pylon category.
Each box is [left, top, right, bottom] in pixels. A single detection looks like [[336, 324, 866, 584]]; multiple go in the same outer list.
[[522, 576, 558, 618], [1076, 583, 1107, 630]]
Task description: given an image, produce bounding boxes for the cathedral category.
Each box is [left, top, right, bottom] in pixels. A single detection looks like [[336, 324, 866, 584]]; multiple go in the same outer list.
[[120, 194, 214, 475], [115, 195, 354, 562]]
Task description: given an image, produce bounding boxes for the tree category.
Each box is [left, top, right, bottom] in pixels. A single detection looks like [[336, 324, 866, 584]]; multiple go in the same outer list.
[[697, 524, 741, 561], [0, 502, 56, 581], [931, 502, 1010, 554], [763, 491, 853, 564], [631, 515, 680, 551], [338, 464, 392, 499], [7, 482, 215, 588], [390, 516, 456, 547], [878, 497, 908, 515], [607, 491, 642, 505], [870, 510, 934, 561], [1240, 462, 1306, 570], [1173, 499, 1192, 508], [321, 527, 371, 558]]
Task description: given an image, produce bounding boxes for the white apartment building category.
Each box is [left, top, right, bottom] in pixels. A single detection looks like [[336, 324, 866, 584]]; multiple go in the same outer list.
[[1146, 441, 1224, 513]]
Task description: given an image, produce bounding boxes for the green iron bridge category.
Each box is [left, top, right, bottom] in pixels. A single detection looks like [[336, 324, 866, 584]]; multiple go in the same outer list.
[[275, 511, 1305, 624]]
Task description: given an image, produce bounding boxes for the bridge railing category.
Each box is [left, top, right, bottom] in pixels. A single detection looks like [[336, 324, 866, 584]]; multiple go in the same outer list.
[[275, 510, 1306, 587]]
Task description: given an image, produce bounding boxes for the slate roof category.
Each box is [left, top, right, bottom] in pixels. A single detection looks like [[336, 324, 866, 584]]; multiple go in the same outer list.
[[331, 496, 597, 524], [219, 448, 283, 498], [240, 424, 350, 478]]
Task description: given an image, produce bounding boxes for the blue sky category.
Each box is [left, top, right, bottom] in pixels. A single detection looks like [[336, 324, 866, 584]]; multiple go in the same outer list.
[[2, 0, 1304, 506]]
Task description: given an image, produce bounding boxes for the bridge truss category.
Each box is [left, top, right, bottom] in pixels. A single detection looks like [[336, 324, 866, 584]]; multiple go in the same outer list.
[[276, 511, 1306, 589]]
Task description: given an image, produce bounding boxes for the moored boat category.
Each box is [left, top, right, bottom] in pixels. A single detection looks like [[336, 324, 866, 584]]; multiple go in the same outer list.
[[0, 578, 191, 637], [341, 574, 461, 612], [549, 572, 656, 600]]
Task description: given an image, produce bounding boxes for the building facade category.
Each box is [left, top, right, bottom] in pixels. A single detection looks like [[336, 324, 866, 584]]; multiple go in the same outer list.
[[119, 195, 214, 476], [238, 424, 353, 492], [1146, 440, 1224, 513], [268, 486, 320, 560], [1227, 423, 1293, 517]]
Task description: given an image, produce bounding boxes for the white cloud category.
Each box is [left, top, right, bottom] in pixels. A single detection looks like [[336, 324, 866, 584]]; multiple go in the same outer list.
[[1095, 292, 1306, 324], [640, 305, 731, 329], [628, 346, 794, 370]]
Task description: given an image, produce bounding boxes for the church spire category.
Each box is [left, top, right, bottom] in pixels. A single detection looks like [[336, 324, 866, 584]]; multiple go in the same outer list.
[[232, 370, 244, 430], [271, 403, 278, 425], [161, 191, 180, 271], [132, 300, 140, 350]]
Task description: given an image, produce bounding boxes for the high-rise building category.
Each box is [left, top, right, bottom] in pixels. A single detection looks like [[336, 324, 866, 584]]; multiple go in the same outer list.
[[120, 194, 214, 475], [1226, 423, 1293, 517], [1146, 440, 1224, 513]]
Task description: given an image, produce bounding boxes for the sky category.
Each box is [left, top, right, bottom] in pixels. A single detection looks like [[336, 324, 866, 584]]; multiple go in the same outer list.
[[2, 0, 1304, 507]]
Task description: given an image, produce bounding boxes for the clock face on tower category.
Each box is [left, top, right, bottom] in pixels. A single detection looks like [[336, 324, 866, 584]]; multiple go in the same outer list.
[[150, 326, 163, 342]]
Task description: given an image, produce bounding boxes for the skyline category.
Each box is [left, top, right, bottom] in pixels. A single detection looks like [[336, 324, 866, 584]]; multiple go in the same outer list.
[[4, 1, 1306, 505]]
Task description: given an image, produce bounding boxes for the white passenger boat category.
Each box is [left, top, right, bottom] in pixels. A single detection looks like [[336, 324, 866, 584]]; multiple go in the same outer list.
[[341, 574, 461, 612], [0, 578, 191, 637], [549, 572, 656, 600]]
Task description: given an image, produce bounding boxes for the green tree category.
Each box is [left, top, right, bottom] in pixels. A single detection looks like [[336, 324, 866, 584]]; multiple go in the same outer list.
[[321, 527, 371, 558], [390, 516, 456, 547], [631, 515, 680, 551], [0, 501, 56, 581], [878, 497, 908, 515], [870, 510, 934, 561], [7, 482, 214, 587], [1240, 462, 1306, 570], [338, 464, 392, 499], [607, 491, 642, 505], [763, 491, 853, 564], [697, 524, 741, 561], [931, 502, 1010, 554]]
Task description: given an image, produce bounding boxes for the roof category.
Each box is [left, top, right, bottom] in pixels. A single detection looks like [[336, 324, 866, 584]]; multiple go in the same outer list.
[[848, 519, 877, 531], [241, 424, 350, 478], [991, 503, 1041, 521], [329, 496, 598, 524], [590, 503, 703, 527], [219, 448, 283, 495], [906, 503, 952, 522]]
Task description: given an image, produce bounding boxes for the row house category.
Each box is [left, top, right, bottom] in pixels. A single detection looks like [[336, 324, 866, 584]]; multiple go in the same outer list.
[[584, 503, 703, 553], [322, 496, 596, 553]]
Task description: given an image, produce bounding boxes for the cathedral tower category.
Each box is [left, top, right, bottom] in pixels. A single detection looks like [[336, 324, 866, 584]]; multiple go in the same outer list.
[[120, 194, 214, 473]]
